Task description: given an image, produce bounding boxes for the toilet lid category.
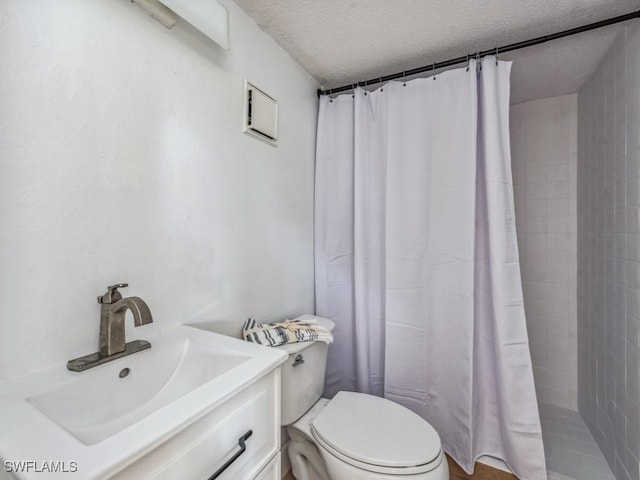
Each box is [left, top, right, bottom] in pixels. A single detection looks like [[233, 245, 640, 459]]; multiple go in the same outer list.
[[310, 391, 441, 470]]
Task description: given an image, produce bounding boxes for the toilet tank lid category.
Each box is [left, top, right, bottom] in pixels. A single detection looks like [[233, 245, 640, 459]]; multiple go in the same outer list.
[[275, 315, 335, 355], [310, 391, 442, 469]]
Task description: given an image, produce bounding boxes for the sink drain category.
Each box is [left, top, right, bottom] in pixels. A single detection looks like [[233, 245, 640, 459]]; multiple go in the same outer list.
[[119, 368, 130, 378]]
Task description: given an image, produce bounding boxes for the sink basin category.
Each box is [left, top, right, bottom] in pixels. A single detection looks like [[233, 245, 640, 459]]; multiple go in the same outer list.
[[28, 337, 250, 445], [0, 325, 287, 479]]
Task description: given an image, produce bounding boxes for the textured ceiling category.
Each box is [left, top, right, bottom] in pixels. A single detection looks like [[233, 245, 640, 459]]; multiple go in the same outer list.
[[234, 0, 639, 103]]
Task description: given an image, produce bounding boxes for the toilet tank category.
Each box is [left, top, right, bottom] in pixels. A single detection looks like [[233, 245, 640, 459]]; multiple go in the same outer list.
[[278, 315, 335, 426]]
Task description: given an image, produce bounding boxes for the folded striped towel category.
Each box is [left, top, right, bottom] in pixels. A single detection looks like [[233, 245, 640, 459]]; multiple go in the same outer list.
[[242, 317, 333, 347]]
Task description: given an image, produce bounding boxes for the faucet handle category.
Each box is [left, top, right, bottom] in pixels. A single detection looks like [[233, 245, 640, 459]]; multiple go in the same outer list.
[[98, 283, 129, 304]]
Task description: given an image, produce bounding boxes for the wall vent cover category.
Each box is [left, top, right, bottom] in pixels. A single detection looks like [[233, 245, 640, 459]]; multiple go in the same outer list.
[[243, 80, 278, 146]]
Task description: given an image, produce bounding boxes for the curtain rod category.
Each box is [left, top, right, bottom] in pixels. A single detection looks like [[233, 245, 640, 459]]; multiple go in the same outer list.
[[317, 10, 640, 97]]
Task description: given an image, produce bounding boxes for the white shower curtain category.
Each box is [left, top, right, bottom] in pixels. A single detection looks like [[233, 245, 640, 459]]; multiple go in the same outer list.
[[314, 58, 546, 479]]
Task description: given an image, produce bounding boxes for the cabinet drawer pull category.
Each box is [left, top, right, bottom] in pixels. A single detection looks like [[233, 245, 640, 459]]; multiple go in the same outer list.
[[207, 429, 253, 480], [292, 354, 304, 367]]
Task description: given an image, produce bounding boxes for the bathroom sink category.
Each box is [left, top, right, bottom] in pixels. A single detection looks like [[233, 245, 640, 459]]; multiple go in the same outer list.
[[28, 335, 250, 445], [0, 325, 287, 479]]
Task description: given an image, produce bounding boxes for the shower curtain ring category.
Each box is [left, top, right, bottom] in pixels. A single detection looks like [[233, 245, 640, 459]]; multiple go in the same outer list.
[[495, 47, 499, 66], [466, 54, 470, 72], [364, 80, 368, 95], [380, 76, 383, 91], [402, 71, 407, 86], [433, 62, 436, 80]]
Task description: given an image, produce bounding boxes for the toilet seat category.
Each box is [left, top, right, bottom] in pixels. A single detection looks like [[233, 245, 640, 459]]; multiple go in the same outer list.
[[310, 391, 443, 475]]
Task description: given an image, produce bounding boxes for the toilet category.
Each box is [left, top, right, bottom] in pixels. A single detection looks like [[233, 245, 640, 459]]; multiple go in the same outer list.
[[278, 315, 449, 480]]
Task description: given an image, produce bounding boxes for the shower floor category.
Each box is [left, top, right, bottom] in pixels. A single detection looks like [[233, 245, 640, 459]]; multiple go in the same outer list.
[[540, 403, 615, 480]]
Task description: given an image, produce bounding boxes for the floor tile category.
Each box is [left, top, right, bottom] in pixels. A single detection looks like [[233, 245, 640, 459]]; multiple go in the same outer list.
[[540, 403, 615, 480]]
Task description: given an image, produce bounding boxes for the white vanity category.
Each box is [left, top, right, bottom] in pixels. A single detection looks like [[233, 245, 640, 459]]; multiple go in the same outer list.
[[0, 326, 287, 479]]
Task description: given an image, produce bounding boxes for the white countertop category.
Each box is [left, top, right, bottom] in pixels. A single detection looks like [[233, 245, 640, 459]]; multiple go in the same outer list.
[[0, 325, 287, 479]]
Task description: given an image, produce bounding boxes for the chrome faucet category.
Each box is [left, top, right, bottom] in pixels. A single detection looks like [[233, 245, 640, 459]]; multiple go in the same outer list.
[[67, 283, 153, 372]]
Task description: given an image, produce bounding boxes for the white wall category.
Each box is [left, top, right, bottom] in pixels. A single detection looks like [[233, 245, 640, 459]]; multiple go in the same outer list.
[[0, 0, 319, 381], [510, 94, 578, 409], [578, 25, 640, 480]]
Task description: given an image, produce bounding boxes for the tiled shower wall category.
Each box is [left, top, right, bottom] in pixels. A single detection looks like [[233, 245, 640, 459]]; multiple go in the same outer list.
[[578, 26, 640, 480], [510, 94, 578, 409]]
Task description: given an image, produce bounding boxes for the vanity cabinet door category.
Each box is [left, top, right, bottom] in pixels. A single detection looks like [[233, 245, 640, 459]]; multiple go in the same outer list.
[[109, 369, 280, 480], [252, 452, 280, 480]]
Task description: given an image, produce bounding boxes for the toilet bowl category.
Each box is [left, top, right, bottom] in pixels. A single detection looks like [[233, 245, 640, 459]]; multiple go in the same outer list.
[[278, 315, 449, 480]]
